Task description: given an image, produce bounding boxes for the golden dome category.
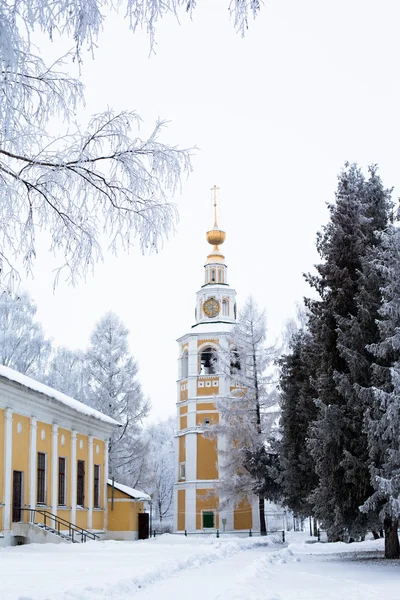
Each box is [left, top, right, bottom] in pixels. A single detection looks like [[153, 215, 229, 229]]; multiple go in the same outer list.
[[206, 227, 226, 247]]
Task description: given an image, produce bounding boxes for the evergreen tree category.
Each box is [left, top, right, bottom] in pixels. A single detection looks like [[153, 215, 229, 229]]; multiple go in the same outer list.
[[305, 163, 392, 540], [0, 290, 51, 377], [85, 311, 149, 485], [211, 296, 276, 535], [361, 225, 400, 558], [278, 330, 318, 517]]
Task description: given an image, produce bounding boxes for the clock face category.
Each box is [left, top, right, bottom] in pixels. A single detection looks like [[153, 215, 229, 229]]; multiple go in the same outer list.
[[203, 298, 220, 318]]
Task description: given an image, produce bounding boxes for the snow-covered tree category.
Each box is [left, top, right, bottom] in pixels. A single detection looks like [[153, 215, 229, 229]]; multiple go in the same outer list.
[[360, 225, 400, 558], [211, 296, 277, 535], [0, 290, 51, 377], [278, 330, 318, 518], [0, 0, 193, 286], [46, 347, 87, 402], [85, 311, 149, 484], [305, 163, 392, 540], [143, 417, 175, 526]]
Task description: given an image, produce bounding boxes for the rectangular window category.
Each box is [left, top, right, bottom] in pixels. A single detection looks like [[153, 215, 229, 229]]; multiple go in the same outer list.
[[77, 460, 85, 506], [58, 457, 66, 506], [202, 511, 215, 528], [180, 463, 186, 480], [37, 452, 46, 504], [94, 465, 100, 508]]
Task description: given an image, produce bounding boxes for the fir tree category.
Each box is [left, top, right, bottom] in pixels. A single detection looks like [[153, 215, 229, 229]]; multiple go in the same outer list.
[[361, 224, 400, 558], [305, 163, 392, 540], [278, 330, 318, 517]]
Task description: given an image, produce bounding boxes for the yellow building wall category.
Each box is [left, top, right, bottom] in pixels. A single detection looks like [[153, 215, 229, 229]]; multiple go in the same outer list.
[[234, 498, 253, 530], [180, 389, 188, 401], [197, 385, 217, 397], [12, 414, 30, 515], [196, 489, 219, 529], [107, 486, 145, 532], [197, 339, 218, 347], [197, 435, 218, 480], [180, 405, 188, 415], [0, 409, 4, 527], [196, 403, 216, 412], [196, 412, 218, 426], [92, 510, 105, 530], [180, 416, 187, 430], [36, 421, 52, 507], [177, 489, 185, 531]]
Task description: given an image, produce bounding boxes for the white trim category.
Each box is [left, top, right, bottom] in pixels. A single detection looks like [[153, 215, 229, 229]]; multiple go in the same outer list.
[[88, 436, 93, 528], [107, 498, 143, 503], [70, 431, 77, 524], [51, 424, 58, 515], [4, 409, 12, 532], [29, 417, 37, 512]]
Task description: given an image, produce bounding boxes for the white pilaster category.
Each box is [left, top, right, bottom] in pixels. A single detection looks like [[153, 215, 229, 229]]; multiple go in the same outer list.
[[103, 439, 109, 532], [29, 417, 37, 514], [51, 424, 58, 516], [70, 430, 77, 525], [188, 338, 198, 376], [88, 436, 93, 529], [185, 433, 197, 481], [3, 409, 13, 532], [185, 484, 196, 531]]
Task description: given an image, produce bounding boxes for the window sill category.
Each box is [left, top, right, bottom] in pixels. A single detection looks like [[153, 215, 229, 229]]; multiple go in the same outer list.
[[93, 508, 104, 511], [76, 506, 88, 511], [57, 506, 71, 509]]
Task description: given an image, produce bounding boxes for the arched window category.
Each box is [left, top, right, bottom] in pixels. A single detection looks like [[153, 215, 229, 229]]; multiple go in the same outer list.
[[211, 269, 216, 283], [199, 346, 217, 375], [182, 350, 189, 379], [222, 299, 228, 316], [218, 269, 224, 283], [230, 347, 241, 375]]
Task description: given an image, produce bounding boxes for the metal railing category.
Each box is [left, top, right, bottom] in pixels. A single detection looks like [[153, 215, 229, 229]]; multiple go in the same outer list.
[[152, 529, 286, 543], [18, 508, 99, 543]]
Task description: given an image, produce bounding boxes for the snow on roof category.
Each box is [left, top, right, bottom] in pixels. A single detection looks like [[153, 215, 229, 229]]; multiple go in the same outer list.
[[189, 322, 234, 334], [107, 479, 150, 501], [0, 364, 120, 427]]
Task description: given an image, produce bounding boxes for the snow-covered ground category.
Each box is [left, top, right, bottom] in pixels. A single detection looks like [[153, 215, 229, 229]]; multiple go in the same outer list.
[[2, 532, 399, 600]]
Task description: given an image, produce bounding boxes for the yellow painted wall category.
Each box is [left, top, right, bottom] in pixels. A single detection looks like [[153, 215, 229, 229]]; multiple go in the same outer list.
[[180, 416, 187, 430], [12, 414, 30, 515], [180, 405, 188, 415], [196, 489, 219, 529], [107, 486, 145, 532], [197, 339, 218, 347], [234, 498, 253, 530], [197, 386, 217, 397], [180, 389, 188, 401], [93, 438, 105, 515], [196, 412, 218, 426], [196, 402, 216, 411], [75, 509, 88, 529], [177, 489, 185, 531], [36, 421, 52, 507], [92, 510, 105, 530], [197, 435, 218, 480]]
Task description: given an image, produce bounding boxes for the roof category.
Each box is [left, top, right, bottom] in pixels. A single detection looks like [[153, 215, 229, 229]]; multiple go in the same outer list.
[[0, 365, 120, 427], [107, 479, 151, 501]]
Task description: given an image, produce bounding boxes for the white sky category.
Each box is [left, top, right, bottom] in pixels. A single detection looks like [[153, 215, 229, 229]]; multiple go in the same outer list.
[[23, 0, 400, 420]]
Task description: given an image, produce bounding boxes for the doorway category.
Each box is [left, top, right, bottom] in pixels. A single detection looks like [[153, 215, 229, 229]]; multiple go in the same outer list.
[[138, 512, 149, 539], [12, 471, 23, 522]]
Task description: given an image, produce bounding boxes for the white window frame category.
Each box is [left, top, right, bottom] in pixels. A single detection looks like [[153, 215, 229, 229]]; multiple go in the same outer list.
[[179, 463, 186, 480]]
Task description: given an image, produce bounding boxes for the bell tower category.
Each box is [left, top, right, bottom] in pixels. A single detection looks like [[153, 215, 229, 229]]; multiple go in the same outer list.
[[174, 187, 255, 533]]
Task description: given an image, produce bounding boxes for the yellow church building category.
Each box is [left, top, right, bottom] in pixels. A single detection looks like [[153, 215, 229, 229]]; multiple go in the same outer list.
[[174, 188, 258, 533], [0, 365, 149, 546]]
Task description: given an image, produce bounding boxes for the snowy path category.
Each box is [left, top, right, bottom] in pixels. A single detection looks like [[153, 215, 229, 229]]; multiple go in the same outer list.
[[3, 533, 400, 600]]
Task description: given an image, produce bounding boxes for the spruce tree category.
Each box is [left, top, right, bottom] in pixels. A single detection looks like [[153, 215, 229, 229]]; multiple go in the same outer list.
[[361, 225, 400, 558], [278, 330, 318, 518], [305, 164, 392, 540]]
